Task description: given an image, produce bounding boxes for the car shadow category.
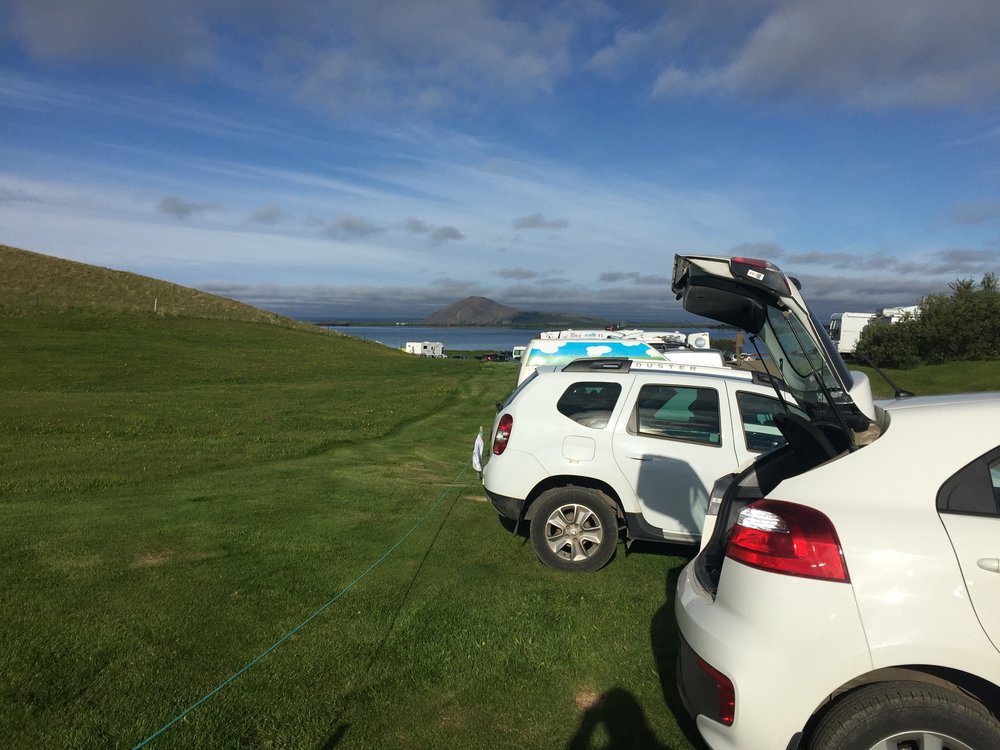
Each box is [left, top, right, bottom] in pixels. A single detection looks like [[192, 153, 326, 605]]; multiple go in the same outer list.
[[650, 563, 706, 750]]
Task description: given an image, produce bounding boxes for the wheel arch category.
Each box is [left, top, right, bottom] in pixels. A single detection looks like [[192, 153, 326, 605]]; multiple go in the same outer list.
[[803, 665, 1000, 743], [523, 476, 624, 521]]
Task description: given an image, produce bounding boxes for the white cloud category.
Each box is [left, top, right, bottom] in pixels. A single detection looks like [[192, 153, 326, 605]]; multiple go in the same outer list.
[[649, 0, 1000, 109]]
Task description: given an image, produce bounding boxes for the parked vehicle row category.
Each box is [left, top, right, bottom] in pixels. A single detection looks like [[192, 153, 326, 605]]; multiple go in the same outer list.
[[484, 253, 1000, 749]]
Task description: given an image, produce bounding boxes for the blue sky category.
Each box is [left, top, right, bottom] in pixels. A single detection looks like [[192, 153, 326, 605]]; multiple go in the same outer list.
[[2, 0, 1000, 321]]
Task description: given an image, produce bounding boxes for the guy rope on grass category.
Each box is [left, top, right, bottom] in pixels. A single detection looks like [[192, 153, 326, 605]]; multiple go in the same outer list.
[[131, 461, 472, 749]]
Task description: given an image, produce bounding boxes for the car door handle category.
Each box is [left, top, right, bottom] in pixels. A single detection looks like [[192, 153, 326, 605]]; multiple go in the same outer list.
[[626, 455, 651, 461], [976, 558, 1000, 573]]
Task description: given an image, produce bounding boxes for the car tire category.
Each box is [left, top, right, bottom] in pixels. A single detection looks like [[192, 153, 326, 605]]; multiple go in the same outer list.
[[808, 681, 1000, 750], [529, 487, 618, 572]]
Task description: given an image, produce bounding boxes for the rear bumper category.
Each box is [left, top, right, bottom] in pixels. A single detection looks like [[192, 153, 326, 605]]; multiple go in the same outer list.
[[674, 558, 871, 750], [484, 487, 525, 520]]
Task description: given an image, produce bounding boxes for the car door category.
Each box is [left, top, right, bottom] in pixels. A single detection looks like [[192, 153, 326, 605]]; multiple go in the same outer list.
[[612, 379, 739, 539], [937, 447, 1000, 653]]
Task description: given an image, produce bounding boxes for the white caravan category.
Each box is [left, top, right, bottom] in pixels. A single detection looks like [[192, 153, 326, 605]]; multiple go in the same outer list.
[[828, 312, 876, 354]]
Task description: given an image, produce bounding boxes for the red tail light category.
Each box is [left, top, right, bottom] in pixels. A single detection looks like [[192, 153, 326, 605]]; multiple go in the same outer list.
[[726, 500, 849, 583], [696, 655, 735, 726], [492, 414, 513, 455]]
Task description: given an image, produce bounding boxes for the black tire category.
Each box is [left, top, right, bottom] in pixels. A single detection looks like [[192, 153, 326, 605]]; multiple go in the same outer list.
[[809, 681, 1000, 750], [529, 487, 619, 572]]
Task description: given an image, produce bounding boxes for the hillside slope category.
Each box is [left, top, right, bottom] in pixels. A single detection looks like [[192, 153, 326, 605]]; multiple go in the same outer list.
[[0, 244, 304, 328]]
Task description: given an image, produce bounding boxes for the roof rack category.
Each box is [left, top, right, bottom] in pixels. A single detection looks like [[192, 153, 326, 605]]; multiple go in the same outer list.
[[560, 357, 632, 372]]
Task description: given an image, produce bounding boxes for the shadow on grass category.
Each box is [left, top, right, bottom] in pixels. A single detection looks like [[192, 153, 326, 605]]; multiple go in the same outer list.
[[623, 539, 698, 563], [317, 722, 350, 749], [566, 687, 669, 750], [650, 563, 706, 750]]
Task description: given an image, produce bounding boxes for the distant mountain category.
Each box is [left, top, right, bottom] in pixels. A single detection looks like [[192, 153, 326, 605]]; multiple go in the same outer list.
[[425, 296, 520, 325], [425, 296, 611, 329]]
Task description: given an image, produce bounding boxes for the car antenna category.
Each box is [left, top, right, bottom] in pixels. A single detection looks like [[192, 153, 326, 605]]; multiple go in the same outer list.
[[856, 354, 916, 399]]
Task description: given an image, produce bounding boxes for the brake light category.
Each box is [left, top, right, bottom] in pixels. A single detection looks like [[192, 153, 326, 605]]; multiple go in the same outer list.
[[726, 500, 849, 583], [696, 655, 735, 726], [492, 414, 513, 455], [730, 257, 791, 296]]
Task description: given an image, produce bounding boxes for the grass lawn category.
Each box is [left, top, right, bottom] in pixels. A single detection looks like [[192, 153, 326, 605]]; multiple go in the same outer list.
[[0, 313, 701, 750]]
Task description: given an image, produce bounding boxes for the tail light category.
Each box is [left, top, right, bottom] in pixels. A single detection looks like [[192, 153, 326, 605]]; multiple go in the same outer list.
[[492, 414, 513, 455], [726, 500, 849, 583], [696, 655, 735, 726]]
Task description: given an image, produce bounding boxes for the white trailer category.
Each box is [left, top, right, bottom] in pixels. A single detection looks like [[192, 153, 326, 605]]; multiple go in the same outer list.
[[879, 304, 921, 323], [404, 341, 445, 358], [828, 312, 876, 354]]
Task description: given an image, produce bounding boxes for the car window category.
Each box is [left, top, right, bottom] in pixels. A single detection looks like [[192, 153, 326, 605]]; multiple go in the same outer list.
[[736, 391, 804, 453], [937, 447, 1000, 516], [634, 384, 721, 446], [556, 382, 622, 429]]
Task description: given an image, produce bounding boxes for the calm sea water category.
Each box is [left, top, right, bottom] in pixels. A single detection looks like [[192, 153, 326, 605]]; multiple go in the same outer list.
[[325, 325, 733, 352]]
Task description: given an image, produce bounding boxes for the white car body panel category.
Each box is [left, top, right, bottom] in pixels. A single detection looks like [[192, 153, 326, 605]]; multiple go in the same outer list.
[[676, 560, 872, 750], [678, 395, 1000, 747], [939, 513, 1000, 655], [485, 362, 798, 543]]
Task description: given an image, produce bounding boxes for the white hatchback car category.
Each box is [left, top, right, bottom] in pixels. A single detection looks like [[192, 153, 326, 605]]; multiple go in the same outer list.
[[671, 254, 1000, 750], [484, 357, 806, 572]]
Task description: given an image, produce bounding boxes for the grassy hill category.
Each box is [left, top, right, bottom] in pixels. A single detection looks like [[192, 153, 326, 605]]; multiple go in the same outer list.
[[0, 243, 305, 328], [0, 291, 701, 749]]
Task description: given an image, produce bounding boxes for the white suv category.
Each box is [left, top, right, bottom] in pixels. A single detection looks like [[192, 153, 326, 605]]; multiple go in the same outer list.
[[484, 357, 804, 572], [671, 254, 1000, 749]]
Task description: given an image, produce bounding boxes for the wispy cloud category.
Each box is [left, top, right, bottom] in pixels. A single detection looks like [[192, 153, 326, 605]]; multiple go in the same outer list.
[[157, 195, 220, 219], [246, 205, 289, 226], [512, 213, 569, 230], [321, 214, 385, 241], [644, 0, 1000, 109], [950, 200, 1000, 225]]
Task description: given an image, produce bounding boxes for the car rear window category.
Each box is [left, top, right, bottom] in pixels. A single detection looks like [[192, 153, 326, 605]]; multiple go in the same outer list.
[[557, 382, 622, 429], [634, 384, 721, 445]]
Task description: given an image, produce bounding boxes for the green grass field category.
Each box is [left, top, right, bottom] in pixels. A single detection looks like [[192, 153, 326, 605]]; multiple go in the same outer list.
[[3, 245, 997, 749], [0, 312, 701, 750]]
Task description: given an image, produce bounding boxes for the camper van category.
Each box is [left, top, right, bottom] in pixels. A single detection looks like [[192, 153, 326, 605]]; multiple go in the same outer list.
[[515, 338, 726, 385], [404, 341, 445, 358], [828, 312, 875, 354], [516, 339, 664, 384]]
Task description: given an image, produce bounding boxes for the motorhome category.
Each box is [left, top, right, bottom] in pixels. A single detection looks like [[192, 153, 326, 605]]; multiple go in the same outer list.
[[516, 338, 664, 384], [515, 337, 725, 385], [537, 328, 712, 351], [879, 304, 921, 323], [828, 312, 876, 354], [404, 341, 445, 358]]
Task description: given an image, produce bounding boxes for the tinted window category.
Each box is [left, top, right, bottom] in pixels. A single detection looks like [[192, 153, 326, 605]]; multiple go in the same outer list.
[[634, 385, 721, 446], [557, 382, 622, 429], [736, 391, 805, 453], [937, 447, 1000, 516]]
